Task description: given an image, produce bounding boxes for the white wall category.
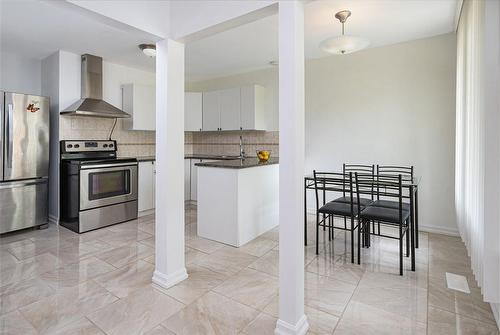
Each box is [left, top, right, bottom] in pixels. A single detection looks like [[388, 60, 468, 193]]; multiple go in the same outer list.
[[190, 33, 458, 234], [186, 67, 278, 131], [306, 33, 457, 234], [102, 61, 156, 108], [0, 51, 42, 95]]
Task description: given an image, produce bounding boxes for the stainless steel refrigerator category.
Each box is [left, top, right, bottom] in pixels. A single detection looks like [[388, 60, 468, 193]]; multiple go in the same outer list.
[[0, 92, 49, 234]]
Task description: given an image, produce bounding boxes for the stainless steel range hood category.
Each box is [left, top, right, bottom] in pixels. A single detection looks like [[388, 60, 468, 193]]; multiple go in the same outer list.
[[61, 54, 130, 118]]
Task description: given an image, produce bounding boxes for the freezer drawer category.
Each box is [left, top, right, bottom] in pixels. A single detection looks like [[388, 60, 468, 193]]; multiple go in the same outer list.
[[0, 178, 48, 234]]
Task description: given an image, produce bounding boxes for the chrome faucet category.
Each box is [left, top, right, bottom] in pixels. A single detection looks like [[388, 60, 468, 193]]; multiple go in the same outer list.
[[239, 135, 245, 158]]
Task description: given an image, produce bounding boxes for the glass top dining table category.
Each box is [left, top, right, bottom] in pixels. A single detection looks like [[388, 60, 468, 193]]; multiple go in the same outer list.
[[304, 174, 420, 249]]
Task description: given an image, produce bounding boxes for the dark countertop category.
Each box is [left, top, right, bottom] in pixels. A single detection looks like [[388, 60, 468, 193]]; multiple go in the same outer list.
[[195, 157, 279, 169], [133, 154, 245, 162], [185, 154, 243, 160], [135, 156, 156, 162]]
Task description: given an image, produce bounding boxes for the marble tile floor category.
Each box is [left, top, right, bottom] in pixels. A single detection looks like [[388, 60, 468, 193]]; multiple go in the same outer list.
[[0, 207, 498, 335]]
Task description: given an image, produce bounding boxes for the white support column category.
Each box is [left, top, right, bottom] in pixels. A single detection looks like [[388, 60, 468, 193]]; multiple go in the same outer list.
[[153, 39, 188, 288], [275, 1, 308, 335]]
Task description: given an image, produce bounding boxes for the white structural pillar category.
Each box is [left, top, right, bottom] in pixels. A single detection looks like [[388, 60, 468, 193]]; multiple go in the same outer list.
[[275, 1, 308, 335], [153, 39, 188, 288]]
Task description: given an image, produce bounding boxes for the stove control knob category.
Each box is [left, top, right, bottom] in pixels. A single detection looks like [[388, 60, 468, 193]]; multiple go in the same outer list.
[[109, 144, 114, 148], [67, 144, 73, 148], [103, 144, 108, 148], [74, 144, 80, 148]]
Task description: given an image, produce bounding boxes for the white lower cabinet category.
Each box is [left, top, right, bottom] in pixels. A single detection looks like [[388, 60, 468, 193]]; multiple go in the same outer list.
[[138, 161, 155, 215], [190, 159, 200, 201], [187, 158, 217, 202], [184, 159, 191, 201]]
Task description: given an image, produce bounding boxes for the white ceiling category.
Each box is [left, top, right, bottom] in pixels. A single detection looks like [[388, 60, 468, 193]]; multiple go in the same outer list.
[[1, 0, 457, 80], [186, 0, 458, 81], [0, 0, 158, 72]]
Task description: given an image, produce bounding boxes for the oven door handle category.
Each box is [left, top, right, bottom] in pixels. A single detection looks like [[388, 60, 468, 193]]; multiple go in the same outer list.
[[81, 162, 138, 170]]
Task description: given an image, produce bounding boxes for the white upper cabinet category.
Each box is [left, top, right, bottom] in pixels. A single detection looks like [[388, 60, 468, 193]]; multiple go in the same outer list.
[[122, 83, 155, 131], [240, 85, 267, 131], [202, 90, 220, 131], [200, 85, 267, 131], [185, 92, 203, 131], [219, 87, 241, 130]]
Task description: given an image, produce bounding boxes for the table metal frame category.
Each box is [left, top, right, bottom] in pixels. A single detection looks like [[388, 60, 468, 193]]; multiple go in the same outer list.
[[304, 175, 420, 249]]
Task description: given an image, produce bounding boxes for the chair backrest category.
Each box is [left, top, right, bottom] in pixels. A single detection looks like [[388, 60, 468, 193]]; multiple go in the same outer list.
[[376, 165, 413, 200], [354, 172, 405, 223], [343, 164, 375, 199], [312, 170, 353, 211]]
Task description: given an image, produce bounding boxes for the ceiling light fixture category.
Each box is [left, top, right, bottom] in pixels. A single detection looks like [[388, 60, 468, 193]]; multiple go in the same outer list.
[[139, 44, 156, 57], [319, 10, 369, 55]]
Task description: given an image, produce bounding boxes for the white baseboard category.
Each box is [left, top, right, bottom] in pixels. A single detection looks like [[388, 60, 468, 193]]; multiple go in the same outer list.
[[138, 209, 155, 217], [152, 268, 188, 290], [491, 303, 500, 330], [306, 207, 460, 236], [275, 315, 309, 335], [418, 225, 459, 237]]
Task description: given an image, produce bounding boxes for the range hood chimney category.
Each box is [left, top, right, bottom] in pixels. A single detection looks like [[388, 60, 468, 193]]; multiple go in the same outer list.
[[61, 54, 130, 118]]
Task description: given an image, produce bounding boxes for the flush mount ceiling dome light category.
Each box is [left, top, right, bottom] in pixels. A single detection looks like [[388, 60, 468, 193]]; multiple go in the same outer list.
[[319, 10, 369, 55], [139, 44, 156, 57]]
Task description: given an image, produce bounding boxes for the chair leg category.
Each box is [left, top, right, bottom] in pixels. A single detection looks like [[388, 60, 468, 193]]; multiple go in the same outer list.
[[357, 220, 361, 265], [330, 215, 334, 240], [316, 213, 319, 255], [406, 224, 410, 257], [399, 224, 403, 276], [350, 217, 355, 264], [410, 218, 415, 271], [328, 215, 332, 241]]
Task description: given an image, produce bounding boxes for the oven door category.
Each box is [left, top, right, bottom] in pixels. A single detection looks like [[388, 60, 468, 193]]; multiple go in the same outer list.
[[79, 162, 138, 211]]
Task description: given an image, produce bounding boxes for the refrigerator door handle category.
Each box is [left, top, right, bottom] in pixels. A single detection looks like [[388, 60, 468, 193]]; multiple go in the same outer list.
[[0, 177, 48, 189], [6, 103, 13, 168]]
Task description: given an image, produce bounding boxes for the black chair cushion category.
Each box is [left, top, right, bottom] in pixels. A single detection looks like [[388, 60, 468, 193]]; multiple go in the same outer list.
[[372, 200, 410, 211], [318, 201, 358, 217], [360, 206, 410, 223], [332, 196, 373, 206]]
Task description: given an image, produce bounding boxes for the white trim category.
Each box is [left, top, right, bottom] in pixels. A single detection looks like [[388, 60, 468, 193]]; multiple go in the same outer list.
[[48, 214, 59, 225], [138, 209, 155, 217], [152, 268, 188, 289], [274, 315, 309, 335], [491, 303, 500, 330], [454, 0, 465, 31], [419, 224, 459, 237]]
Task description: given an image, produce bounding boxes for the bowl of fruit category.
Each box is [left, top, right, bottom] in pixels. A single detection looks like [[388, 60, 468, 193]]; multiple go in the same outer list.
[[256, 150, 271, 162]]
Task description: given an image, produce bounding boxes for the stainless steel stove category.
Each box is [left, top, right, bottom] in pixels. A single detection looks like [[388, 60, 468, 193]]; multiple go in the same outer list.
[[60, 140, 138, 233]]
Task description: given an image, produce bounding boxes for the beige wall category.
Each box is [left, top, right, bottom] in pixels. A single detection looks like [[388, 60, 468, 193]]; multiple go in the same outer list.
[[187, 33, 458, 234], [306, 33, 457, 234]]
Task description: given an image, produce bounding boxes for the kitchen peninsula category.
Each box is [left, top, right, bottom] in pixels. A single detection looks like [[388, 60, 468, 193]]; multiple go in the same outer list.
[[196, 158, 279, 247]]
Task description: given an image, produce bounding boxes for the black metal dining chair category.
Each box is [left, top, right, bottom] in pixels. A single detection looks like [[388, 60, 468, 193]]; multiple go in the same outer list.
[[375, 165, 413, 210], [312, 171, 362, 264], [355, 172, 413, 275], [329, 164, 375, 232]]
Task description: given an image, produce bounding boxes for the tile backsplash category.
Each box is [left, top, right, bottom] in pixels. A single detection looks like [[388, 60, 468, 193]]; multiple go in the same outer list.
[[59, 116, 155, 157], [186, 130, 279, 157], [60, 116, 278, 159]]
